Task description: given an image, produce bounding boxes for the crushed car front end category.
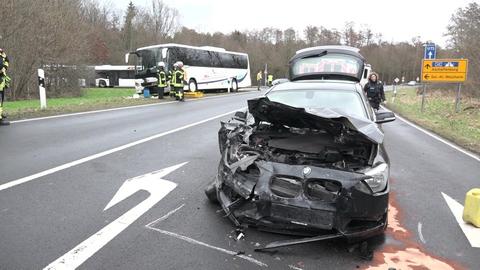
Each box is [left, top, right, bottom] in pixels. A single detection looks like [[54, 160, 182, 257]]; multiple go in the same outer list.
[[212, 97, 390, 240]]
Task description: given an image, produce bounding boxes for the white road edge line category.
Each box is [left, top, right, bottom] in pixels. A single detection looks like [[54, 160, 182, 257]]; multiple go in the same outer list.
[[145, 205, 268, 268], [384, 106, 480, 162], [0, 108, 244, 192], [417, 222, 426, 244], [441, 192, 480, 248], [11, 91, 256, 124]]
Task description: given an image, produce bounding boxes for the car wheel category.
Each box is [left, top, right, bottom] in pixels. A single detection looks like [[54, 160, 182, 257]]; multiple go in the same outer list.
[[189, 79, 197, 92], [205, 180, 218, 204], [231, 79, 238, 92]]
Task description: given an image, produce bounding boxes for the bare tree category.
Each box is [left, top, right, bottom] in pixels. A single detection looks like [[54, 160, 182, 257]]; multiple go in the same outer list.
[[447, 2, 480, 96]]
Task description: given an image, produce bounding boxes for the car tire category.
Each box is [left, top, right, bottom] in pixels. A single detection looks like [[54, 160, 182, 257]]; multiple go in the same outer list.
[[205, 180, 218, 204], [189, 79, 197, 92]]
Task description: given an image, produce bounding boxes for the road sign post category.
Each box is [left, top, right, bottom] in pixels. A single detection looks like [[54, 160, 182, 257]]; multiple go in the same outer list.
[[455, 83, 462, 113], [421, 84, 427, 113]]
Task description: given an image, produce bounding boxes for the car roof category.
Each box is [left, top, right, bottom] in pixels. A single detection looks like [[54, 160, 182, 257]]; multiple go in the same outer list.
[[269, 80, 361, 93]]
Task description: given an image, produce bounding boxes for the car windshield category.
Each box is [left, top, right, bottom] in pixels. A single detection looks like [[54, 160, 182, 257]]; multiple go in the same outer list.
[[266, 89, 367, 119], [291, 53, 362, 78]]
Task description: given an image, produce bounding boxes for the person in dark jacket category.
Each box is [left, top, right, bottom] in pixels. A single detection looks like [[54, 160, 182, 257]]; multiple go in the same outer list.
[[363, 72, 385, 110]]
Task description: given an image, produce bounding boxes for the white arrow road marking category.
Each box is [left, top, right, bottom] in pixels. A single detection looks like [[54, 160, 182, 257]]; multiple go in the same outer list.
[[441, 192, 480, 248], [44, 162, 187, 270]]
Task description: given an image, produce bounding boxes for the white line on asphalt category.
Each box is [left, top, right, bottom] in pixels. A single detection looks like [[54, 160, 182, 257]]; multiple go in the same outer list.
[[44, 164, 184, 270], [390, 110, 480, 162], [288, 265, 304, 270], [11, 91, 257, 124], [145, 205, 268, 268], [146, 227, 268, 267], [417, 222, 426, 244], [145, 203, 185, 228], [0, 108, 244, 192], [441, 192, 480, 248]]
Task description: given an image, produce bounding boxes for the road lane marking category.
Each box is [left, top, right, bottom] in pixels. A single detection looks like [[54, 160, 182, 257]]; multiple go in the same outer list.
[[145, 205, 268, 268], [442, 192, 480, 248], [44, 163, 185, 270], [145, 203, 186, 228], [0, 108, 244, 192], [386, 108, 480, 162], [417, 222, 426, 244], [11, 90, 257, 124]]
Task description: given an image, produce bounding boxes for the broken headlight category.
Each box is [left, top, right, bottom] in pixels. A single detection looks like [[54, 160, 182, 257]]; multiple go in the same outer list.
[[364, 163, 389, 193], [270, 176, 302, 198]]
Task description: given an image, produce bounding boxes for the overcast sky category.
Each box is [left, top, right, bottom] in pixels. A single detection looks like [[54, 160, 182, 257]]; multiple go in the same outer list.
[[109, 0, 477, 46]]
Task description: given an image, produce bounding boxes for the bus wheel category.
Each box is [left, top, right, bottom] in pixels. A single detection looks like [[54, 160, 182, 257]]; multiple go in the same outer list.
[[99, 80, 107, 88], [189, 79, 197, 92], [231, 79, 238, 92]]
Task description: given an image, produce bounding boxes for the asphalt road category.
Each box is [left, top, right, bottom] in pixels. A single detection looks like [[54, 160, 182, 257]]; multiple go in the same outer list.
[[0, 89, 479, 269]]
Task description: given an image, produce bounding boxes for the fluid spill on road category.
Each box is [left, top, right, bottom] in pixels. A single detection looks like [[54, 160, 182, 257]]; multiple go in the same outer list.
[[362, 192, 463, 270]]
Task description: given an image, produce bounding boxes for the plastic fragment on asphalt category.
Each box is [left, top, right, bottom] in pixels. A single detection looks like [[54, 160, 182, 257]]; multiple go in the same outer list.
[[463, 188, 480, 227], [236, 232, 245, 241]]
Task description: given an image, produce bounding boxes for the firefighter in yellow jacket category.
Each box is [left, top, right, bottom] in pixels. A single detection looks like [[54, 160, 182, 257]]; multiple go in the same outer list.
[[171, 61, 185, 101], [256, 70, 262, 91], [0, 48, 10, 126], [157, 62, 167, 99]]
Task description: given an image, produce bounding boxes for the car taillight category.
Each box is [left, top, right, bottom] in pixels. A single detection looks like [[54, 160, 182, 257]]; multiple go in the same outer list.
[[270, 176, 302, 198], [305, 179, 341, 202]]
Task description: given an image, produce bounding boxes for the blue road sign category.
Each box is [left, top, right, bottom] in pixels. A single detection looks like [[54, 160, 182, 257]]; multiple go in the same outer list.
[[424, 44, 436, 59], [432, 61, 458, 67]]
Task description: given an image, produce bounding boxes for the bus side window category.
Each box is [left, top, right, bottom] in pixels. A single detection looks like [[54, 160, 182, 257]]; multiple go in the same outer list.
[[198, 50, 211, 67]]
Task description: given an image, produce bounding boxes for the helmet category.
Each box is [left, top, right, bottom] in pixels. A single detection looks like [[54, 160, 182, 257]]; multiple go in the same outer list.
[[0, 48, 3, 53], [157, 61, 165, 68], [173, 62, 178, 67], [177, 61, 184, 68]]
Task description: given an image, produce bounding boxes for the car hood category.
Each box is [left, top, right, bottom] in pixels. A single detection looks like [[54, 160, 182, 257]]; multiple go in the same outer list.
[[247, 97, 384, 144]]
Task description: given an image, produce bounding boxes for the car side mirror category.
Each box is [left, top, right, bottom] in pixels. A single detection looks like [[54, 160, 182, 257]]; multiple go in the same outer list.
[[375, 110, 396, 124]]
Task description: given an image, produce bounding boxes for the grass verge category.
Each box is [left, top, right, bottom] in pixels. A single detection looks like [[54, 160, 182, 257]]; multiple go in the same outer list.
[[385, 87, 480, 154], [3, 88, 164, 120]]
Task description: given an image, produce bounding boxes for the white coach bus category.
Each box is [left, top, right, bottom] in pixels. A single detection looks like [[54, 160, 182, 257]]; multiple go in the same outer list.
[[125, 43, 251, 93]]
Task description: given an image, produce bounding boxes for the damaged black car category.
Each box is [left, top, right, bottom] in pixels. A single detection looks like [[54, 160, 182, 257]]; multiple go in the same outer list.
[[205, 46, 396, 249]]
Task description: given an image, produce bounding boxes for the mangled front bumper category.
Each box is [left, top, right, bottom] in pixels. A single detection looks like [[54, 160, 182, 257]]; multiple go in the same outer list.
[[216, 161, 388, 239]]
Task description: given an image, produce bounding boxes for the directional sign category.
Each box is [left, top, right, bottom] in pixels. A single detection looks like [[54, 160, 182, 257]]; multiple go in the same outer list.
[[424, 43, 436, 59], [421, 59, 468, 83], [44, 162, 187, 270]]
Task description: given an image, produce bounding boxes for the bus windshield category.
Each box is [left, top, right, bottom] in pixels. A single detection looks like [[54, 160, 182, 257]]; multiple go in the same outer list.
[[137, 48, 167, 72]]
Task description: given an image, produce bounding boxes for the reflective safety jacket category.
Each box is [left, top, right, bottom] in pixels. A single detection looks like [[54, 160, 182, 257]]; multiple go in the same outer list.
[[267, 74, 273, 82], [171, 69, 184, 88], [257, 72, 262, 81], [0, 52, 9, 70], [158, 70, 167, 87]]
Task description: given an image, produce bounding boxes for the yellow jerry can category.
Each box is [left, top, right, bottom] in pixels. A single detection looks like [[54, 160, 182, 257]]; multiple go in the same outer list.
[[463, 188, 480, 228]]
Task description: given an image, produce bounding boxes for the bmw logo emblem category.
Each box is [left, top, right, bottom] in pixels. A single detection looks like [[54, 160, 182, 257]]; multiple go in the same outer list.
[[303, 167, 312, 176]]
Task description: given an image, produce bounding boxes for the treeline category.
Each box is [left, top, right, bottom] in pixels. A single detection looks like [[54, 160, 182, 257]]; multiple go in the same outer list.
[[0, 0, 478, 99]]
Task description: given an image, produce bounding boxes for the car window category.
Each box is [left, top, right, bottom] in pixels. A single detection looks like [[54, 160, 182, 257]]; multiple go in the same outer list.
[[291, 54, 362, 78], [267, 89, 367, 119]]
